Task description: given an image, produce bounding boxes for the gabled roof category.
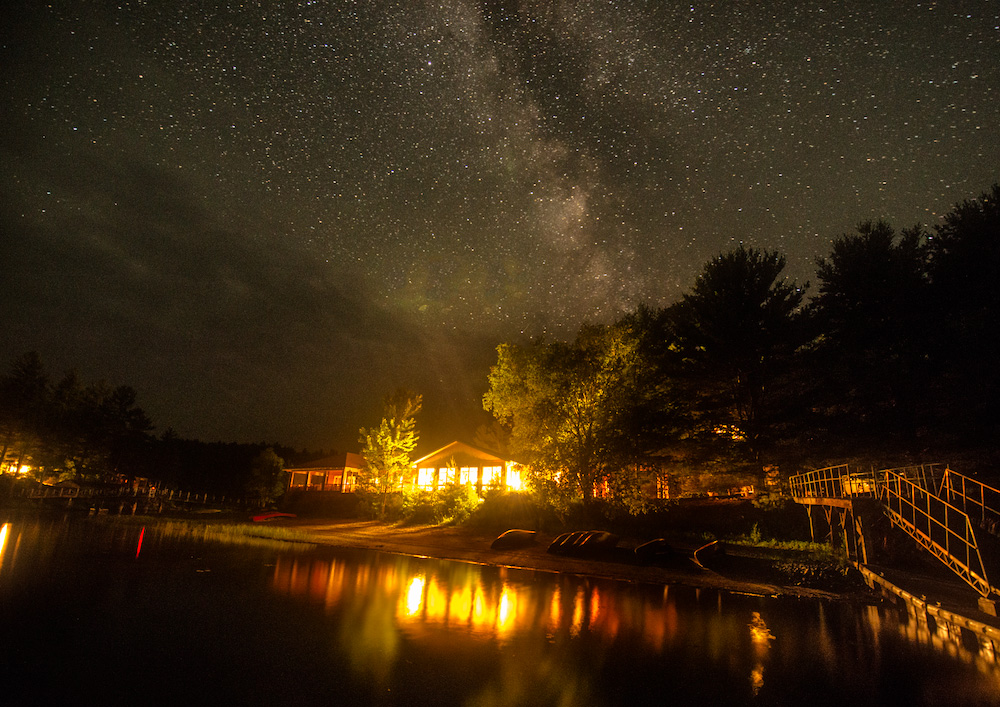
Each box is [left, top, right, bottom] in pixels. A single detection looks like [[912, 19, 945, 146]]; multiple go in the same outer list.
[[285, 452, 364, 473], [411, 440, 511, 467]]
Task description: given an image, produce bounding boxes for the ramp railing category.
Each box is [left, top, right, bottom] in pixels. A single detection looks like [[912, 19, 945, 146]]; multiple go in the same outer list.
[[938, 468, 1000, 536], [877, 468, 993, 599], [789, 464, 876, 500]]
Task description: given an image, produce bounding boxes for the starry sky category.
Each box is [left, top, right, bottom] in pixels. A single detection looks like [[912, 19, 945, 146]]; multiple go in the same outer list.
[[2, 1, 997, 451]]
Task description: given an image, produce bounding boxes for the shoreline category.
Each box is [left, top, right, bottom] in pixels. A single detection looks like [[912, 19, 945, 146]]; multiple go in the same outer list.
[[277, 518, 871, 602]]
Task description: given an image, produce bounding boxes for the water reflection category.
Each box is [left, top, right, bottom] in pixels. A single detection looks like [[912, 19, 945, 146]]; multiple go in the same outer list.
[[0, 523, 9, 575], [748, 611, 775, 696], [3, 517, 1000, 706], [271, 553, 694, 647], [269, 549, 1000, 703]]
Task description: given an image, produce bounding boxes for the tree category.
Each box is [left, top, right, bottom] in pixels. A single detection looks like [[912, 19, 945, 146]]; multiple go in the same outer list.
[[666, 246, 806, 463], [483, 323, 642, 509], [248, 447, 286, 506], [0, 353, 155, 482], [925, 184, 1000, 436], [809, 220, 930, 438], [0, 352, 50, 477], [927, 184, 1000, 311], [98, 385, 154, 478], [359, 389, 422, 516]]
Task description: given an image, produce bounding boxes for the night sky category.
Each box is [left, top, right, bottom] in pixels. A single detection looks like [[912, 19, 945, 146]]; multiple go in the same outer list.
[[2, 2, 997, 451]]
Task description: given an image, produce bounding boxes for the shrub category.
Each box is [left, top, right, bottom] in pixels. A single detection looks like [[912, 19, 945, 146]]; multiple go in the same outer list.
[[355, 488, 404, 521], [397, 484, 482, 525], [401, 487, 438, 524], [466, 490, 541, 532], [435, 483, 481, 524]]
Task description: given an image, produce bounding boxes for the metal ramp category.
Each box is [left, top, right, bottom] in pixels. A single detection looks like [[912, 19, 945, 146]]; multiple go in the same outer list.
[[790, 463, 1000, 605]]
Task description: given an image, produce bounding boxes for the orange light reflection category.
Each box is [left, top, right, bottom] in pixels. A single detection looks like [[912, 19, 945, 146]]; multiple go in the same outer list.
[[270, 555, 684, 648]]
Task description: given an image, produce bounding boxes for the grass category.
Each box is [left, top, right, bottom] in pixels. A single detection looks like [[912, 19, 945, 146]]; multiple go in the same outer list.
[[96, 515, 317, 548], [725, 523, 847, 563]]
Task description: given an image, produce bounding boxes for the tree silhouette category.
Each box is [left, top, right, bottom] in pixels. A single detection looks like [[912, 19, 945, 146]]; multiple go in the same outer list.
[[248, 447, 286, 506], [926, 184, 1000, 437], [809, 220, 929, 439], [666, 246, 806, 463]]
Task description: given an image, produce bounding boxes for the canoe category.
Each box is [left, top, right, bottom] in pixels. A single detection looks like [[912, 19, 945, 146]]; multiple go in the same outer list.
[[490, 529, 538, 550], [251, 511, 297, 522], [693, 540, 725, 569], [547, 530, 619, 556], [634, 538, 673, 562]]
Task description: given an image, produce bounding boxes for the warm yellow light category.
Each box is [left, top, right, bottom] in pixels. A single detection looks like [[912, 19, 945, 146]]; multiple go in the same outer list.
[[505, 463, 524, 491], [0, 523, 9, 576], [571, 587, 585, 636], [749, 611, 775, 644], [498, 588, 511, 626], [17, 465, 29, 476], [405, 576, 425, 616]]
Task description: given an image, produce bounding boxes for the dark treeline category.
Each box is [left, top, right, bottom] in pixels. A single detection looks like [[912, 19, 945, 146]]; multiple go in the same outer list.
[[3, 184, 998, 502], [0, 352, 324, 497], [484, 184, 1000, 504]]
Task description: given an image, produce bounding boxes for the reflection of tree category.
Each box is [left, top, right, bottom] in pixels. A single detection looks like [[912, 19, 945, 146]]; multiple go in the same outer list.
[[337, 588, 400, 686], [748, 611, 775, 697], [464, 635, 597, 707]]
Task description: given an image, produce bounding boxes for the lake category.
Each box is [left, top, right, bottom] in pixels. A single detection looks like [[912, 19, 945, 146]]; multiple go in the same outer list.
[[1, 515, 998, 706]]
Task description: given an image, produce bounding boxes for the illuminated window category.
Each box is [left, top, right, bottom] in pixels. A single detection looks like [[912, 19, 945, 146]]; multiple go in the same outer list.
[[481, 466, 501, 487], [417, 468, 435, 487], [460, 467, 478, 485], [440, 468, 456, 486], [505, 466, 523, 491]]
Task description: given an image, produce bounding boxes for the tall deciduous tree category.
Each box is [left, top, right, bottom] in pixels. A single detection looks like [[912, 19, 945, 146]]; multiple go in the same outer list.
[[359, 389, 422, 516], [483, 323, 641, 508], [666, 246, 806, 462]]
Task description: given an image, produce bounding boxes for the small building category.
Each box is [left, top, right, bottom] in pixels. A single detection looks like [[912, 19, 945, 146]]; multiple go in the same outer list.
[[285, 452, 363, 493], [410, 441, 523, 495]]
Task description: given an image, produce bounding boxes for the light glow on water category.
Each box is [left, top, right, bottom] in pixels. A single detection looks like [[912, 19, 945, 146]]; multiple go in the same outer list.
[[0, 523, 9, 576], [3, 518, 1000, 706]]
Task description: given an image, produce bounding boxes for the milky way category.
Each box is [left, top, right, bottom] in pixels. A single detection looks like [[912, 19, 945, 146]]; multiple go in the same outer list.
[[2, 1, 997, 449]]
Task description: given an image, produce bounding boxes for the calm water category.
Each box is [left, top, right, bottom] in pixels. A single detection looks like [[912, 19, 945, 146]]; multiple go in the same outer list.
[[1, 516, 998, 707]]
